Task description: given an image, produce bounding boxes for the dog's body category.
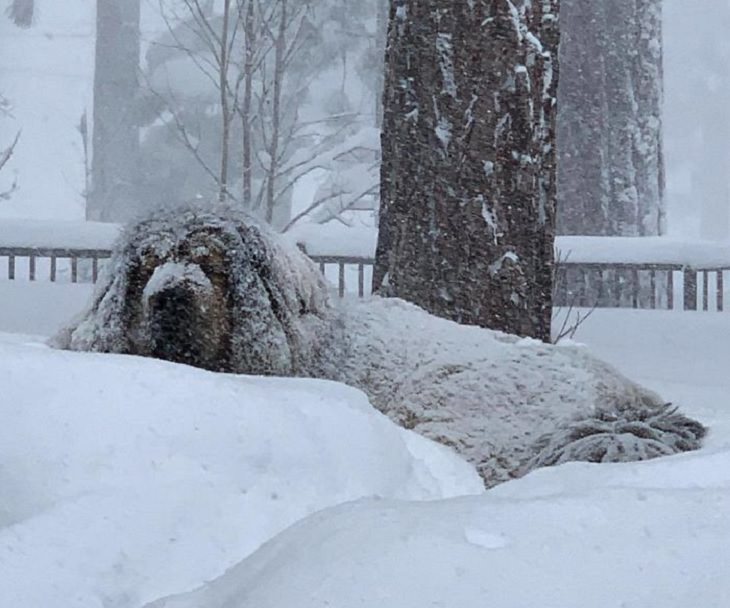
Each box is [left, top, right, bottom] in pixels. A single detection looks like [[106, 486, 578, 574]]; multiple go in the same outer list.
[[55, 208, 705, 487]]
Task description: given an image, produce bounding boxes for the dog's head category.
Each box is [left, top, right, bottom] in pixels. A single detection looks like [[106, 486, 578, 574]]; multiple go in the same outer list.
[[59, 208, 335, 377]]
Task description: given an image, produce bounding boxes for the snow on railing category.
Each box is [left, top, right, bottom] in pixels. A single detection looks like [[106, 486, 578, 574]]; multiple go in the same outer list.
[[2, 218, 730, 310]]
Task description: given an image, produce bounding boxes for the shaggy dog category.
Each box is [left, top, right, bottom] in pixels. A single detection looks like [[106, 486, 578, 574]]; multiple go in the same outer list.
[[55, 208, 705, 487], [54, 209, 337, 377]]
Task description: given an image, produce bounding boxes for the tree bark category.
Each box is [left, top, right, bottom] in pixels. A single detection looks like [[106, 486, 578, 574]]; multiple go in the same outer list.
[[374, 0, 560, 341], [241, 0, 255, 208], [265, 0, 287, 224], [218, 0, 232, 203], [88, 0, 141, 222]]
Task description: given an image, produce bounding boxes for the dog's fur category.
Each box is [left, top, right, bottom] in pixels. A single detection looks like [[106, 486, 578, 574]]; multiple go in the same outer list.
[[54, 208, 337, 377]]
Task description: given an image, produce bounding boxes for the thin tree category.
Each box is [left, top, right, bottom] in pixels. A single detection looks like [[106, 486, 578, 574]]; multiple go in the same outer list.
[[374, 0, 560, 341], [88, 0, 142, 221], [1, 0, 34, 199]]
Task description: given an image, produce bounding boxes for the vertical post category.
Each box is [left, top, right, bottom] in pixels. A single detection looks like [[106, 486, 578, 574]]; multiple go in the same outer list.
[[631, 268, 639, 309], [71, 257, 79, 283], [702, 270, 709, 311], [649, 269, 656, 309], [718, 270, 724, 312], [338, 262, 346, 298], [611, 269, 621, 307], [29, 254, 36, 281], [358, 263, 365, 298], [684, 268, 697, 311], [8, 255, 15, 280], [92, 257, 99, 283], [50, 256, 57, 282], [667, 270, 674, 310]]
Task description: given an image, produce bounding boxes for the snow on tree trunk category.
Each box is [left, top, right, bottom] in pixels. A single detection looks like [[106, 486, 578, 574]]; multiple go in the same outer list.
[[87, 0, 141, 222], [557, 0, 665, 236], [374, 0, 560, 342]]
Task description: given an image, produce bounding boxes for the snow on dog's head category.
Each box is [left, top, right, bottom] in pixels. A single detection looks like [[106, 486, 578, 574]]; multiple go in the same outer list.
[[53, 206, 337, 376]]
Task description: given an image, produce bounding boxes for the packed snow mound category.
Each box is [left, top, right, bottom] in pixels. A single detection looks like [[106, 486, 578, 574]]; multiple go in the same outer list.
[[338, 298, 705, 486], [53, 206, 338, 376], [0, 334, 482, 608], [146, 443, 730, 608]]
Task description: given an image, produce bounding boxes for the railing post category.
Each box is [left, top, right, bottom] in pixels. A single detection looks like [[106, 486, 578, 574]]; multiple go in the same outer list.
[[684, 268, 697, 311], [649, 269, 656, 309], [718, 271, 724, 312], [338, 263, 346, 298], [667, 270, 674, 310]]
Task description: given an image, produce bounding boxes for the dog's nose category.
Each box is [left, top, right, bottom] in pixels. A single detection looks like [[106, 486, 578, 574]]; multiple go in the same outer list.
[[142, 262, 212, 303]]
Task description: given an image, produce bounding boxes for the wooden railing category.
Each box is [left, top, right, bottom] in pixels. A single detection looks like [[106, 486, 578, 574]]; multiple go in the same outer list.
[[554, 263, 729, 312], [0, 246, 111, 284], [1, 245, 729, 311]]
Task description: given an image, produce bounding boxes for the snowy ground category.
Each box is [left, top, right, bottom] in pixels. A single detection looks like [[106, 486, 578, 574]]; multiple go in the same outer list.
[[149, 309, 730, 608], [1, 284, 729, 607], [0, 331, 482, 607]]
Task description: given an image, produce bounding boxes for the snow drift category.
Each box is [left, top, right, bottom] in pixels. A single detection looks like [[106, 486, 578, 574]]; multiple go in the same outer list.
[[145, 443, 730, 608], [0, 334, 482, 607], [54, 208, 705, 487]]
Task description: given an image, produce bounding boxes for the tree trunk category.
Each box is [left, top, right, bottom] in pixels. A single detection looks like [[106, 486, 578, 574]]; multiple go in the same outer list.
[[557, 0, 665, 236], [373, 0, 388, 128], [218, 0, 232, 203], [265, 0, 287, 224], [88, 0, 141, 222], [241, 0, 255, 208], [374, 0, 560, 342]]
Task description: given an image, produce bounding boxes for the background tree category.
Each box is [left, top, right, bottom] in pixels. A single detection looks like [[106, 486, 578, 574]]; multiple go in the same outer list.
[[374, 0, 560, 341], [87, 0, 141, 222], [141, 0, 380, 228], [557, 0, 664, 236], [1, 0, 33, 198]]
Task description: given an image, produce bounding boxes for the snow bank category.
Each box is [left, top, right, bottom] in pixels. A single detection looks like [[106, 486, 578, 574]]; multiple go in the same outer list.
[[0, 335, 482, 608], [146, 443, 730, 608], [0, 218, 120, 250]]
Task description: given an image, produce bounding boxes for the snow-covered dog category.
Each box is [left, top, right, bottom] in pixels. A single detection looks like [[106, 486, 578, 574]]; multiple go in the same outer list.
[[55, 208, 705, 487], [54, 209, 337, 376]]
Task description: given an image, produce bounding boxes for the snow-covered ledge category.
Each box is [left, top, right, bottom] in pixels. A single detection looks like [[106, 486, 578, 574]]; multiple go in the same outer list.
[[287, 222, 730, 270], [2, 218, 730, 270], [0, 218, 121, 252]]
